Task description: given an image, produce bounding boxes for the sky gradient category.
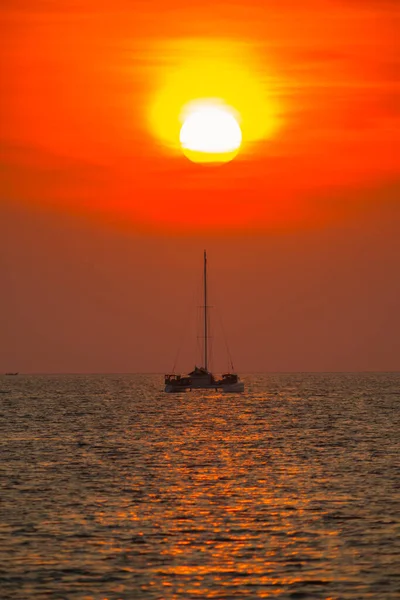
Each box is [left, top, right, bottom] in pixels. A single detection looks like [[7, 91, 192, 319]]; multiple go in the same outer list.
[[1, 0, 399, 372]]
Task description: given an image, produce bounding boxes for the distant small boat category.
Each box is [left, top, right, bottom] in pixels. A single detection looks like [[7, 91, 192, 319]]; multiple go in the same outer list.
[[164, 251, 244, 393], [5, 372, 19, 376]]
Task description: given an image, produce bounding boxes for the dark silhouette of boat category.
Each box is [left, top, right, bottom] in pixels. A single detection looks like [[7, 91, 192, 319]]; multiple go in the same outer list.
[[5, 372, 19, 376], [164, 251, 244, 393]]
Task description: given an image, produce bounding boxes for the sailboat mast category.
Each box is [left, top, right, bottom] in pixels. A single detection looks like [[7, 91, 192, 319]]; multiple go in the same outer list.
[[204, 250, 208, 371]]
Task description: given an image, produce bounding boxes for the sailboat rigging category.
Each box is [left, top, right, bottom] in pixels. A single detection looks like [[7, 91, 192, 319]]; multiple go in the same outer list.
[[164, 251, 244, 393]]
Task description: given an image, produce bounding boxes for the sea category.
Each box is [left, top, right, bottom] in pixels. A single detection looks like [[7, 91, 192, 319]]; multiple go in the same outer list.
[[0, 373, 399, 600]]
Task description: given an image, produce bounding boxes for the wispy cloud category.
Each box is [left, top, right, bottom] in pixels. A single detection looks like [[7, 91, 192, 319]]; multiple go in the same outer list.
[[1, 0, 399, 230]]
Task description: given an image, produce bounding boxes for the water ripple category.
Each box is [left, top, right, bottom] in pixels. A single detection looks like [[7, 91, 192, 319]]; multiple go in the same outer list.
[[0, 372, 399, 599]]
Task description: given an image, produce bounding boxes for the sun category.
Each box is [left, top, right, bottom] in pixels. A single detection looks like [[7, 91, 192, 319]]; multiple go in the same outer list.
[[179, 102, 242, 163], [148, 38, 282, 162]]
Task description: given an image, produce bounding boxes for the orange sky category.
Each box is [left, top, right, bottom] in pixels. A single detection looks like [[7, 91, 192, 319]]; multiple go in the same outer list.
[[1, 0, 399, 372]]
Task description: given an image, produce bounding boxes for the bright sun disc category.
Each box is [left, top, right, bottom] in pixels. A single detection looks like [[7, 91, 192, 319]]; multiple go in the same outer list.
[[180, 104, 242, 163], [149, 38, 282, 163]]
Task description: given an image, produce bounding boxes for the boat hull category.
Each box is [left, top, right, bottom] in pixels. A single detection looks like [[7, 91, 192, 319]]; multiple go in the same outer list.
[[164, 381, 244, 393], [221, 381, 244, 393], [165, 384, 189, 393]]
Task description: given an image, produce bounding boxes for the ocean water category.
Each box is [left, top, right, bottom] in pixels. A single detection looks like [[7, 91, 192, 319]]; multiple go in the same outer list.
[[0, 373, 399, 600]]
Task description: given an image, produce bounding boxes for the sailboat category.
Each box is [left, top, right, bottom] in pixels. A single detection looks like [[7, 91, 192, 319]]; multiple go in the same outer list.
[[164, 251, 244, 393]]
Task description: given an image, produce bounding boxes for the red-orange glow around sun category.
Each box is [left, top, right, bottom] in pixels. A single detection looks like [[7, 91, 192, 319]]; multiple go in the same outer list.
[[1, 0, 399, 232]]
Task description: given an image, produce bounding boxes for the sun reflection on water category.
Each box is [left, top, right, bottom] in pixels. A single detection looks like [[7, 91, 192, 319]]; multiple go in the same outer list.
[[1, 374, 399, 598]]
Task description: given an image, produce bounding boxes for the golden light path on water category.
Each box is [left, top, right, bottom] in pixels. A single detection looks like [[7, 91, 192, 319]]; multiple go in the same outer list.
[[1, 373, 399, 598]]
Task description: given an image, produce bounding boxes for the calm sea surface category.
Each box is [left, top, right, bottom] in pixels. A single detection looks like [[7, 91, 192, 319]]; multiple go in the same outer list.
[[0, 373, 399, 599]]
